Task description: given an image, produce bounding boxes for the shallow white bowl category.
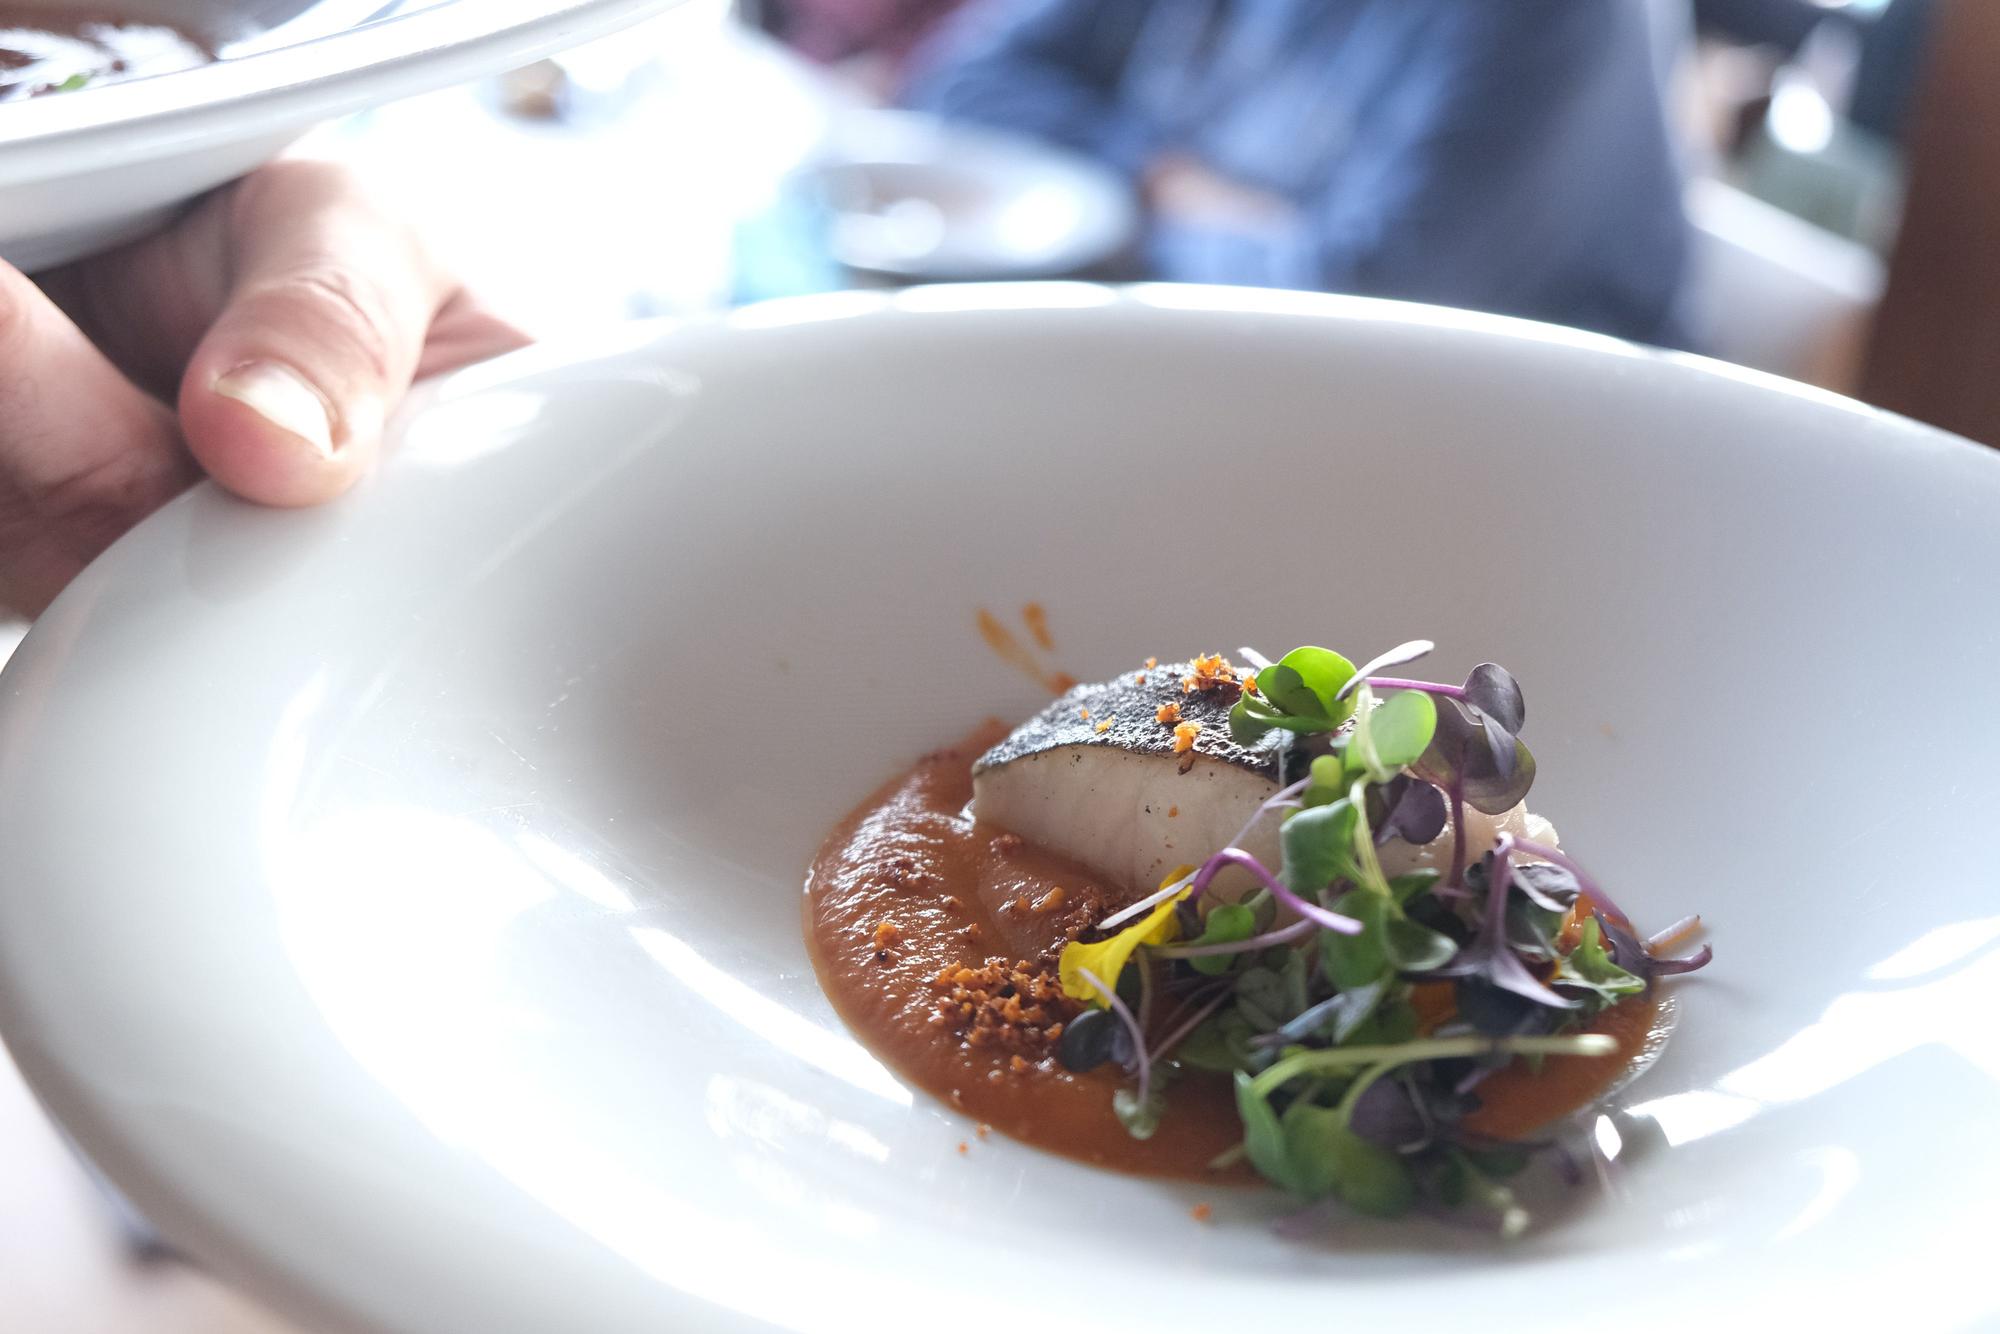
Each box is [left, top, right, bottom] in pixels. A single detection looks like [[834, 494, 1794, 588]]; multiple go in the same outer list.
[[0, 0, 678, 271], [1, 287, 1997, 1333]]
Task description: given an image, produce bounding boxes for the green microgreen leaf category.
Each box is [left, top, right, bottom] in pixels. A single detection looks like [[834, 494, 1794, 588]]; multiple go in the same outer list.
[[1279, 1088, 1417, 1214], [1340, 995, 1420, 1045], [1551, 917, 1646, 1009], [1387, 869, 1441, 905], [1325, 888, 1458, 988], [1302, 753, 1346, 808], [1349, 687, 1438, 782], [1323, 889, 1391, 990], [1186, 902, 1257, 975], [1278, 798, 1358, 896], [1235, 1071, 1299, 1191], [1177, 1010, 1259, 1073], [1268, 646, 1357, 722]]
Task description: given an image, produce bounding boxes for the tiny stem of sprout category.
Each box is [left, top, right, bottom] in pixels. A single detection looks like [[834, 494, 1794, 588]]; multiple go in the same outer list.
[[1198, 847, 1362, 936], [1249, 1033, 1618, 1101], [1646, 915, 1702, 954], [1366, 677, 1466, 699], [1080, 967, 1151, 1108], [1447, 771, 1468, 889], [1152, 917, 1316, 959], [1346, 776, 1393, 896], [1148, 988, 1230, 1065]]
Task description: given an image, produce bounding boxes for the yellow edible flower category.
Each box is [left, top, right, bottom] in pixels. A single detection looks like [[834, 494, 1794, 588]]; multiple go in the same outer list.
[[1058, 866, 1196, 1007]]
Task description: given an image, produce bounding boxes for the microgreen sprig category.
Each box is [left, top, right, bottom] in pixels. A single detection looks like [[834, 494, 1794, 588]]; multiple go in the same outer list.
[[1047, 641, 1710, 1238]]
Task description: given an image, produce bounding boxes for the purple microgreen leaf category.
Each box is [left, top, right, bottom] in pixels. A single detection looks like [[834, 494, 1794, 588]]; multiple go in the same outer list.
[[1462, 663, 1525, 732], [1348, 1076, 1431, 1152], [1415, 844, 1577, 1014], [1411, 696, 1536, 816], [1056, 1005, 1133, 1073], [1511, 837, 1628, 924], [1378, 775, 1448, 846], [1510, 862, 1580, 912], [1483, 715, 1519, 781]]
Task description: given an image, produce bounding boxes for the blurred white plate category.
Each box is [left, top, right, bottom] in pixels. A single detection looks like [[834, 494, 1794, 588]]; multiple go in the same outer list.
[[0, 0, 679, 271], [798, 110, 1137, 280], [0, 287, 1997, 1333]]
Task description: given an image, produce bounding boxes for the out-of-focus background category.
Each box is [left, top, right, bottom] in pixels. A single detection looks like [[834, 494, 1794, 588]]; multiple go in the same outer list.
[[3, 0, 1995, 1328], [305, 0, 1992, 442]]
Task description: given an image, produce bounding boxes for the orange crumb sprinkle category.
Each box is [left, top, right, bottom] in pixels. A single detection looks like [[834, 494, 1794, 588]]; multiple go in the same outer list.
[[1168, 805, 1179, 818], [1243, 674, 1260, 696], [1190, 1203, 1213, 1223], [1145, 656, 1159, 670], [931, 958, 1076, 1056], [957, 1141, 969, 1156], [1173, 721, 1201, 754], [1095, 719, 1113, 733], [1079, 707, 1091, 721], [976, 1124, 991, 1141], [1035, 886, 1068, 913], [873, 919, 902, 948], [1181, 652, 1239, 694], [1136, 673, 1147, 685], [1156, 701, 1182, 725], [1009, 1054, 1030, 1074]]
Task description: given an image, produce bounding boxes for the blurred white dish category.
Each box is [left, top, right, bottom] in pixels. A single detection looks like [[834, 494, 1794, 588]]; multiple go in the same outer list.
[[1, 286, 1997, 1333], [798, 110, 1136, 280], [0, 0, 679, 271]]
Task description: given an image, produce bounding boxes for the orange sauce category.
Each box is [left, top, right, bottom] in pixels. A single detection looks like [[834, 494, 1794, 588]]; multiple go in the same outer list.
[[1462, 992, 1664, 1140], [806, 724, 1662, 1177], [974, 607, 1075, 694], [1021, 601, 1055, 651]]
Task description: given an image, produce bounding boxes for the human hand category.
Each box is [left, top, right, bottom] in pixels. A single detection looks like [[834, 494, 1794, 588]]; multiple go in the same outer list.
[[0, 158, 528, 614], [1142, 153, 1293, 228]]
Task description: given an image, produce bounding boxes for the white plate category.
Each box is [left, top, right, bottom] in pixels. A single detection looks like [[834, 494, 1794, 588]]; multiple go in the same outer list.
[[796, 110, 1137, 280], [0, 0, 680, 271], [1, 286, 1997, 1333]]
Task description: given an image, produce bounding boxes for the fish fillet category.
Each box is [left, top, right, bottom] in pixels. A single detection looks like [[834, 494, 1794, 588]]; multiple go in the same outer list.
[[972, 661, 1558, 906]]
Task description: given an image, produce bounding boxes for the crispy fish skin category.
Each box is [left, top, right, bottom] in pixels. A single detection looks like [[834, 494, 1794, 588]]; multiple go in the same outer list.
[[974, 664, 1283, 777], [971, 661, 1560, 903], [971, 663, 1289, 895]]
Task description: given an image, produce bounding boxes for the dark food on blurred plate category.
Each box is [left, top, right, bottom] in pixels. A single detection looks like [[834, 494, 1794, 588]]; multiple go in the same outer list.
[[0, 5, 212, 101]]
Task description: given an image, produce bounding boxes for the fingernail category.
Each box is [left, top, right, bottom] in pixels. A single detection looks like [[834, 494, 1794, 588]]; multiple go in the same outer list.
[[212, 362, 336, 459]]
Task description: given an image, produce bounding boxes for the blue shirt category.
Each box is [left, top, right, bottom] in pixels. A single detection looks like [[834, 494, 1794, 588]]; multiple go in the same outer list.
[[903, 0, 1694, 347]]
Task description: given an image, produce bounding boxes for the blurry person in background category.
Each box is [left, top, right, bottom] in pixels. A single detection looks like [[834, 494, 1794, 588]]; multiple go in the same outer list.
[[902, 0, 1694, 347], [751, 0, 968, 90]]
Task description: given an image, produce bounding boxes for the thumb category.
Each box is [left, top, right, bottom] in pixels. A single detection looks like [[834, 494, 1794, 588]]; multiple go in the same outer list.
[[176, 161, 456, 508]]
